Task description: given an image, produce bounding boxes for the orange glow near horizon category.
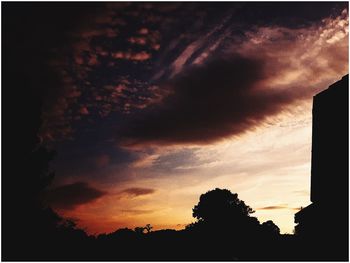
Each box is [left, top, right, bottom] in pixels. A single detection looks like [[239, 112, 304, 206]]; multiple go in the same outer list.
[[54, 103, 314, 235]]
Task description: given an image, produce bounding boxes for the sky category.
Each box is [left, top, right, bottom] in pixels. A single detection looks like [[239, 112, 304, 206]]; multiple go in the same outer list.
[[14, 2, 348, 235]]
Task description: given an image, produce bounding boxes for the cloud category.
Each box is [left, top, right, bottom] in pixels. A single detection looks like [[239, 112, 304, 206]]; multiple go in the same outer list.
[[169, 13, 233, 77], [112, 51, 152, 61], [130, 153, 160, 168], [128, 36, 147, 45], [235, 8, 348, 89], [258, 205, 288, 210], [39, 3, 347, 144], [79, 106, 89, 115], [257, 205, 300, 211], [138, 28, 149, 35], [46, 182, 106, 210], [115, 8, 348, 148], [119, 187, 156, 197], [118, 54, 306, 147]]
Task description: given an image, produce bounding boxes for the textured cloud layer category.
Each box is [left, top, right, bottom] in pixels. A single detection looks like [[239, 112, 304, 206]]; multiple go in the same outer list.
[[38, 3, 348, 147], [117, 8, 348, 147]]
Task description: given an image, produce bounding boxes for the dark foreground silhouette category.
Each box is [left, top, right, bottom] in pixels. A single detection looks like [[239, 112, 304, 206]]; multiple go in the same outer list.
[[294, 74, 349, 261]]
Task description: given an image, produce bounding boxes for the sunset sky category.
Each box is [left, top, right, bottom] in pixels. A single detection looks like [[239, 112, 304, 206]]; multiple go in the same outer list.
[[26, 2, 349, 235]]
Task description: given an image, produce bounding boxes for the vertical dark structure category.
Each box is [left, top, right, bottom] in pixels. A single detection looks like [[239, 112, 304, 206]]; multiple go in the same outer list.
[[294, 75, 349, 260]]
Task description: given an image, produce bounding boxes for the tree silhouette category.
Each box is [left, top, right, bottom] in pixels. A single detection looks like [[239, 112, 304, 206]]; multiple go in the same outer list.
[[134, 226, 145, 234], [134, 224, 153, 234], [261, 220, 280, 235], [144, 224, 153, 233], [192, 188, 254, 224]]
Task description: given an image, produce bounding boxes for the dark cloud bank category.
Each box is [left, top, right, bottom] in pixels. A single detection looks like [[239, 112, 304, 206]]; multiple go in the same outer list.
[[45, 182, 106, 209], [119, 55, 306, 146]]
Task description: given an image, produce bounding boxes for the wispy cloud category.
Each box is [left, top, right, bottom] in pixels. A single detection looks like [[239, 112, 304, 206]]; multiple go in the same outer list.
[[119, 187, 156, 198], [257, 205, 301, 211]]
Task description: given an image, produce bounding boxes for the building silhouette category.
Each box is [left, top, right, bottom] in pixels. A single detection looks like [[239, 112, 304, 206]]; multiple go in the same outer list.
[[294, 75, 349, 260]]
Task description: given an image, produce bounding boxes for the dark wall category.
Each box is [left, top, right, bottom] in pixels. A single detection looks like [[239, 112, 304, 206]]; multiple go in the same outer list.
[[310, 75, 349, 205]]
